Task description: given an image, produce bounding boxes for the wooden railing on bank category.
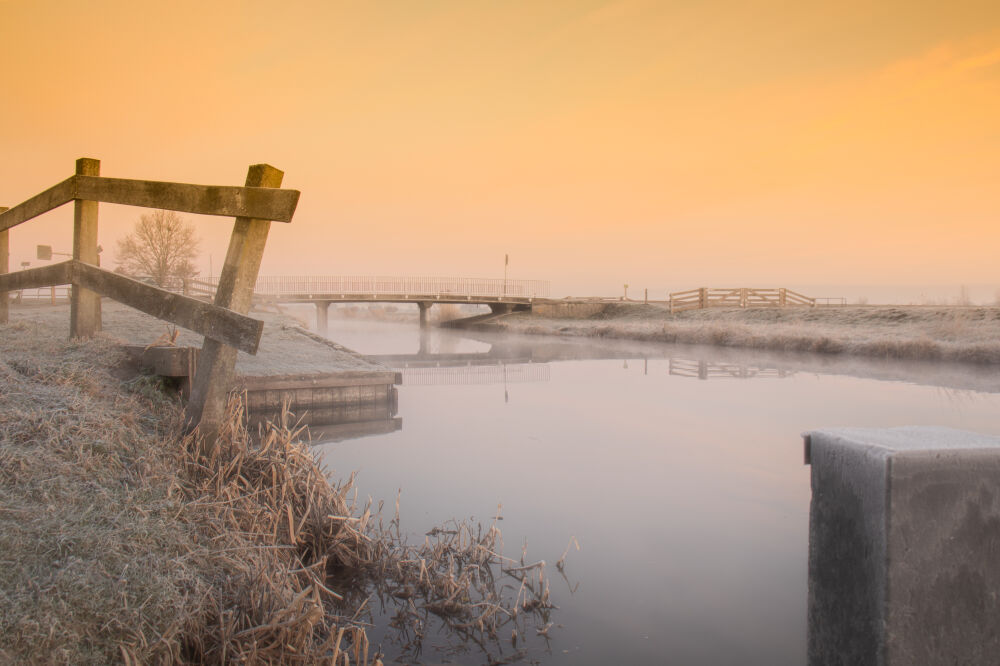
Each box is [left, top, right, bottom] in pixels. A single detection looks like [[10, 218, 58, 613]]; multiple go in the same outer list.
[[0, 158, 300, 435], [668, 288, 817, 313]]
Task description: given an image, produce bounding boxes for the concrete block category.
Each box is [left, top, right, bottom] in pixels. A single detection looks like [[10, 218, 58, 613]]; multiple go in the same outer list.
[[531, 301, 607, 318], [805, 426, 1000, 665]]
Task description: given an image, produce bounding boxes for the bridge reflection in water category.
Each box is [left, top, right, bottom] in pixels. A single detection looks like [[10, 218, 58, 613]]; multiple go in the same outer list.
[[291, 327, 806, 445], [395, 363, 550, 386]]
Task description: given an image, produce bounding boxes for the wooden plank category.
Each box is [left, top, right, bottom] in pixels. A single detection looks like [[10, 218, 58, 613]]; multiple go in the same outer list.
[[0, 173, 300, 232], [74, 175, 299, 222], [0, 177, 76, 233], [0, 261, 74, 291], [71, 158, 102, 338], [72, 262, 263, 354]]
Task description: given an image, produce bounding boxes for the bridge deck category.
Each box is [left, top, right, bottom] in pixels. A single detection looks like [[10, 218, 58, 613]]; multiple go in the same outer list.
[[188, 275, 549, 304]]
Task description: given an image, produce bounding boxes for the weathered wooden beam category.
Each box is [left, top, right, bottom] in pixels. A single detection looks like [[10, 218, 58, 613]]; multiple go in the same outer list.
[[74, 175, 300, 222], [70, 158, 102, 338], [0, 173, 300, 233], [186, 164, 286, 433], [0, 206, 8, 323], [0, 178, 76, 233], [0, 261, 74, 292], [72, 262, 263, 354]]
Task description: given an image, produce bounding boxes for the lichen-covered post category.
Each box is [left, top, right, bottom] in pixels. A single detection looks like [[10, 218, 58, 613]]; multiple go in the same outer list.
[[70, 158, 102, 338], [0, 207, 9, 324], [185, 164, 283, 438]]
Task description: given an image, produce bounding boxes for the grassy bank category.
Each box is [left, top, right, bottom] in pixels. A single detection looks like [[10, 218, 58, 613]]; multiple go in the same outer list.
[[463, 303, 1000, 364], [0, 319, 556, 664], [0, 319, 378, 663]]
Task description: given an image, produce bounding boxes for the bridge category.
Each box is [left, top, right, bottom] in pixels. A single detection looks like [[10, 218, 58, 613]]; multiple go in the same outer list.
[[187, 275, 550, 332]]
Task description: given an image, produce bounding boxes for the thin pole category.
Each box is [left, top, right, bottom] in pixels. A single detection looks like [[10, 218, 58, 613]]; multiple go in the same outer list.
[[503, 253, 508, 298], [70, 158, 101, 338]]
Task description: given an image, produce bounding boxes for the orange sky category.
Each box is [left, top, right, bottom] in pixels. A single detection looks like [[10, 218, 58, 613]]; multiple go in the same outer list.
[[1, 0, 998, 297]]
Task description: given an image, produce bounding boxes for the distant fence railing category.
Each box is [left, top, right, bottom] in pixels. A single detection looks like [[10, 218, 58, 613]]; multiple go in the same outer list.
[[668, 287, 817, 313], [190, 275, 550, 300], [10, 286, 71, 303]]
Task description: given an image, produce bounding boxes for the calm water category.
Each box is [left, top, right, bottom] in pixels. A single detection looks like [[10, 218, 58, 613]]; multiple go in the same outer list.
[[310, 317, 1000, 665]]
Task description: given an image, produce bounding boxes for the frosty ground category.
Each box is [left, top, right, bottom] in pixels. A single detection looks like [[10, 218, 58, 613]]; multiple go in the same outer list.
[[459, 303, 1000, 365]]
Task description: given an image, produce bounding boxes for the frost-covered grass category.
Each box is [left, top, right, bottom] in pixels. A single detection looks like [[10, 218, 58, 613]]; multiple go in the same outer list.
[[472, 304, 1000, 364], [0, 316, 558, 665]]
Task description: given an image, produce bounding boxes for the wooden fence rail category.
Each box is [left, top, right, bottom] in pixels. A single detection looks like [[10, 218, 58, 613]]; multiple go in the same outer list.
[[0, 158, 300, 436], [669, 287, 817, 313]]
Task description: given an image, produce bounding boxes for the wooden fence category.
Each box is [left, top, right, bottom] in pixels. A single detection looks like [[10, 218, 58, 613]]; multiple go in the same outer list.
[[0, 158, 300, 435], [668, 287, 816, 313]]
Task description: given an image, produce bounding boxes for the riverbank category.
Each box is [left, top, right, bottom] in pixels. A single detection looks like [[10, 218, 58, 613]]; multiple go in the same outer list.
[[0, 318, 382, 663], [457, 303, 1000, 364], [1, 312, 556, 664]]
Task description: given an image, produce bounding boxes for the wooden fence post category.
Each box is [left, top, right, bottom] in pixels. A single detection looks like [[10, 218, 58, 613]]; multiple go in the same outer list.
[[185, 164, 284, 438], [740, 288, 747, 308], [70, 158, 102, 338], [0, 207, 8, 324], [779, 288, 787, 307], [699, 287, 707, 309]]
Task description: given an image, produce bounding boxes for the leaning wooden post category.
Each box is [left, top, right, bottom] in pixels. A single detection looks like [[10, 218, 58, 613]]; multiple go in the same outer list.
[[185, 164, 284, 439], [0, 207, 9, 324], [70, 158, 102, 338]]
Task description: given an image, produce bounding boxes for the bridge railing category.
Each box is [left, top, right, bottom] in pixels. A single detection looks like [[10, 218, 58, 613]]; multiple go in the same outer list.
[[200, 275, 550, 299]]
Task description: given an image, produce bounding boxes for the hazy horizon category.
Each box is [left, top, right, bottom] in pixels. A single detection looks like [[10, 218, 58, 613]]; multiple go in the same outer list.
[[3, 1, 998, 300]]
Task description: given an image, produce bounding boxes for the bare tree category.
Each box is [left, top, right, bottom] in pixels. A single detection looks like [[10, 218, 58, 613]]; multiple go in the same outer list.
[[115, 210, 200, 288]]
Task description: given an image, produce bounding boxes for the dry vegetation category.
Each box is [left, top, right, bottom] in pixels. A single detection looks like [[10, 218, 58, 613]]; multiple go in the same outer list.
[[0, 320, 558, 665], [475, 304, 1000, 364]]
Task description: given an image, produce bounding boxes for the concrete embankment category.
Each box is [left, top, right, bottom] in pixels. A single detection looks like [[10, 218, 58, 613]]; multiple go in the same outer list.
[[10, 302, 401, 431], [453, 301, 1000, 364]]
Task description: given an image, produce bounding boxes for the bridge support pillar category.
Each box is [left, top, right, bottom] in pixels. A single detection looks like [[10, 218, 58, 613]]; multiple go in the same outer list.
[[316, 300, 330, 336], [489, 303, 514, 315], [418, 302, 430, 328]]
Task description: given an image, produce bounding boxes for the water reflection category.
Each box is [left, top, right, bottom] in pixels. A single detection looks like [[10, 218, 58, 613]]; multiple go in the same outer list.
[[251, 395, 401, 443], [309, 318, 1000, 664], [668, 358, 794, 380]]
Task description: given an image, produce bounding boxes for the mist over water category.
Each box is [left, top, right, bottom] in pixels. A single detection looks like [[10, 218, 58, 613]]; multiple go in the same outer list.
[[312, 318, 1000, 665]]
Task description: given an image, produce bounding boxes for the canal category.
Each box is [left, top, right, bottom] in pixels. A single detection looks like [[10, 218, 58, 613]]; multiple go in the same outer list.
[[309, 317, 1000, 665]]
